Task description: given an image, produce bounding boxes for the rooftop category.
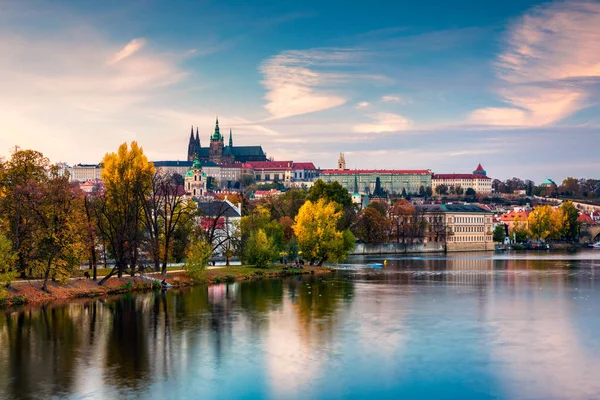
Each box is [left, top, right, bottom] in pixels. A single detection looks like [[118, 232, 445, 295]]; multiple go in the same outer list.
[[433, 174, 491, 180], [417, 204, 493, 213], [321, 169, 431, 175]]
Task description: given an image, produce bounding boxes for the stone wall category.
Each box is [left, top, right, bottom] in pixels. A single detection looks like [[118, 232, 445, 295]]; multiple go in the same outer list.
[[352, 242, 445, 255], [446, 242, 495, 252]]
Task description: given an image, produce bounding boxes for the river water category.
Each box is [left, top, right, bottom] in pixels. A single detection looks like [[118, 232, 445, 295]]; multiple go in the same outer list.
[[2, 251, 600, 400]]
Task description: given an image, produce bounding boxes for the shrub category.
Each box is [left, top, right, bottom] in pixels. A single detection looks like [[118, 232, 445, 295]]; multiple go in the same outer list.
[[185, 238, 212, 280], [246, 229, 276, 268]]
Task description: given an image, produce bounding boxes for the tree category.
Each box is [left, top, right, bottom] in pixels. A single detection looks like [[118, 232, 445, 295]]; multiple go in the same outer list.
[[307, 180, 353, 210], [0, 149, 50, 277], [367, 201, 387, 217], [294, 199, 355, 266], [0, 232, 18, 289], [23, 169, 86, 292], [184, 238, 212, 281], [493, 225, 506, 243], [246, 229, 276, 268], [239, 205, 284, 262], [95, 142, 155, 284], [389, 199, 415, 243], [560, 177, 579, 196], [455, 186, 464, 196], [558, 201, 580, 241], [465, 188, 476, 196], [353, 207, 388, 245], [511, 214, 529, 243], [83, 195, 100, 280], [528, 205, 557, 241], [435, 184, 448, 196]]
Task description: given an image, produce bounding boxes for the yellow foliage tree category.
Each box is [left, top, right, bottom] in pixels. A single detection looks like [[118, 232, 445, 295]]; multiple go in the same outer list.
[[96, 142, 155, 283], [528, 205, 559, 241], [293, 199, 355, 266]]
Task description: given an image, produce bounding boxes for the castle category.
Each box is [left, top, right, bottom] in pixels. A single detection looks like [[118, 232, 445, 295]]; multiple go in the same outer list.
[[187, 117, 268, 164]]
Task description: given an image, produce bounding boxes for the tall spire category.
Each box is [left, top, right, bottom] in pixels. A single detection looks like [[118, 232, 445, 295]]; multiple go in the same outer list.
[[195, 127, 200, 147], [229, 129, 233, 147], [190, 125, 194, 140], [354, 173, 359, 194], [212, 116, 221, 140]]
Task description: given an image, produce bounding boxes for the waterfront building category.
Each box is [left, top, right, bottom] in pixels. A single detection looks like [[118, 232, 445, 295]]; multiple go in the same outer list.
[[184, 159, 207, 198], [498, 208, 532, 231], [186, 118, 267, 164], [418, 204, 494, 251], [431, 164, 492, 195], [194, 199, 242, 257], [319, 169, 432, 195]]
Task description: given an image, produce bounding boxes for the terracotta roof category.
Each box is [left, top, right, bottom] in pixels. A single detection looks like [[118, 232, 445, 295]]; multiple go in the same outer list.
[[293, 162, 316, 170], [499, 210, 531, 222], [578, 214, 595, 224], [475, 164, 485, 171], [321, 169, 431, 175], [433, 174, 491, 180]]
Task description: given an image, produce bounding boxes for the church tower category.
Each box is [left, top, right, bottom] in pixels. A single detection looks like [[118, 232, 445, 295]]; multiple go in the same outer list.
[[187, 126, 197, 161], [338, 153, 346, 170], [209, 117, 224, 163]]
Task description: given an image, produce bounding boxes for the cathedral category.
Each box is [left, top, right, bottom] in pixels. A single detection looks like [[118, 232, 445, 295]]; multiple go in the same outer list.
[[187, 117, 268, 164]]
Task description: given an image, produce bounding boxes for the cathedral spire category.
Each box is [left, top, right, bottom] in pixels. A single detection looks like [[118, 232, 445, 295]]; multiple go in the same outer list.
[[190, 125, 194, 140], [229, 129, 233, 147], [212, 116, 221, 140], [196, 127, 200, 147]]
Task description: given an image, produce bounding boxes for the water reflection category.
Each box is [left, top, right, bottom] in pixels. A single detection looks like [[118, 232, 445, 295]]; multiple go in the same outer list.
[[1, 252, 600, 399]]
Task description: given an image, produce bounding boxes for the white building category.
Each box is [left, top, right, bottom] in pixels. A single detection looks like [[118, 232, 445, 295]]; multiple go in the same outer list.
[[432, 164, 492, 195], [66, 164, 103, 182], [184, 159, 207, 198]]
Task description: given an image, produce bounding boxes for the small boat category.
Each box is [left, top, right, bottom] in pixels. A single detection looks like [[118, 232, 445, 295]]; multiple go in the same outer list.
[[592, 242, 600, 248], [366, 263, 384, 268]]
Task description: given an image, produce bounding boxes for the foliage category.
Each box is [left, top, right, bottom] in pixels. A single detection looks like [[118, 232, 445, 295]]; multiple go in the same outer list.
[[286, 236, 300, 260], [455, 186, 464, 195], [96, 142, 155, 282], [184, 238, 212, 280], [307, 180, 353, 210], [493, 225, 506, 243], [559, 201, 580, 241], [465, 188, 476, 196], [246, 229, 276, 268], [528, 205, 559, 241], [0, 232, 18, 288], [367, 202, 387, 217], [240, 205, 284, 261], [260, 189, 307, 220], [512, 214, 529, 243], [353, 207, 389, 245], [435, 184, 448, 195], [293, 199, 355, 265]]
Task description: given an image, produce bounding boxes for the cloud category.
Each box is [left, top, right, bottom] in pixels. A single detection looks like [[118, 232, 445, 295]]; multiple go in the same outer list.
[[107, 38, 146, 65], [381, 95, 401, 103], [354, 112, 412, 133], [356, 101, 370, 108], [469, 1, 600, 127]]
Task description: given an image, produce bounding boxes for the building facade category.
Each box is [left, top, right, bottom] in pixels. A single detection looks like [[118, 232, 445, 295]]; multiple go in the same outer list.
[[184, 159, 207, 198], [65, 164, 103, 182], [419, 204, 495, 251], [431, 164, 492, 194], [319, 169, 433, 195], [187, 118, 268, 164], [246, 161, 317, 187]]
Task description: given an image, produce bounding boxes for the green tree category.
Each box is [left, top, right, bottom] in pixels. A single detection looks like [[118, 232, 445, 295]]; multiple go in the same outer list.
[[493, 225, 506, 243], [307, 180, 353, 210], [294, 199, 355, 266], [465, 188, 476, 196], [353, 207, 389, 245], [184, 238, 212, 280], [455, 186, 464, 196], [246, 229, 276, 268], [435, 184, 448, 196]]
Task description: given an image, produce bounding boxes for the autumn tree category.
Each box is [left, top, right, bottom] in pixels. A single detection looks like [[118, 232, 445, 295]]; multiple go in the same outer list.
[[528, 205, 557, 241], [246, 229, 276, 268], [293, 199, 355, 266], [389, 199, 415, 243], [353, 207, 388, 245], [0, 149, 50, 277], [511, 214, 529, 243], [239, 205, 284, 262], [95, 142, 155, 283], [184, 237, 212, 281], [559, 201, 580, 241], [0, 232, 18, 289], [22, 169, 86, 292]]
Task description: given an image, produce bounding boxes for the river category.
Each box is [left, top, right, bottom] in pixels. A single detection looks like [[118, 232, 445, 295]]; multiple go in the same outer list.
[[2, 251, 600, 399]]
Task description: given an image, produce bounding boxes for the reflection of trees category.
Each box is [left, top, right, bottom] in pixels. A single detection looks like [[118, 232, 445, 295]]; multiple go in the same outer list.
[[238, 279, 284, 329], [0, 304, 83, 399], [286, 274, 355, 344]]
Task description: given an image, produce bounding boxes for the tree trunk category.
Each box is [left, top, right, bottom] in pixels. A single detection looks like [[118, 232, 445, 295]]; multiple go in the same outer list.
[[99, 265, 118, 286], [161, 237, 170, 276], [42, 259, 52, 293]]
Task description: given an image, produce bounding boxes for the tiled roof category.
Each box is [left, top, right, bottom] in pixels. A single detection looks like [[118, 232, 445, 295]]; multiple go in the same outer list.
[[293, 162, 316, 170], [417, 204, 493, 213], [475, 164, 485, 171], [152, 160, 193, 167], [194, 200, 241, 218], [321, 169, 431, 175], [578, 214, 595, 224], [433, 174, 491, 180], [499, 210, 531, 222], [246, 161, 294, 170]]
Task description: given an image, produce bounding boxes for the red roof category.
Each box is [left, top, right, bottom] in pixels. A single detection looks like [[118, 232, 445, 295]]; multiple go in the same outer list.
[[293, 162, 316, 170], [499, 210, 531, 222], [433, 174, 491, 180], [475, 164, 485, 172], [245, 161, 293, 170], [321, 169, 431, 175], [578, 214, 595, 224]]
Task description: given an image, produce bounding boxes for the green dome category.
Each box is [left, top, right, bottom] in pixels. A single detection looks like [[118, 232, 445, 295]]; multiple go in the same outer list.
[[192, 158, 202, 169], [185, 169, 194, 177]]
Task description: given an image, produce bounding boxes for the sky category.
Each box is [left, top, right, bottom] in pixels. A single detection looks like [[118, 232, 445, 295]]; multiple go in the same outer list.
[[0, 0, 599, 183]]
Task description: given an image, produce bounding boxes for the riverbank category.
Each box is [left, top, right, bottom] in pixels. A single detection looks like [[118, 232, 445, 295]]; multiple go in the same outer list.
[[0, 265, 333, 307]]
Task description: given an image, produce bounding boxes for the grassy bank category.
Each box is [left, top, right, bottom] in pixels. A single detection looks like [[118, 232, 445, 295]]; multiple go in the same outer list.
[[0, 265, 333, 307]]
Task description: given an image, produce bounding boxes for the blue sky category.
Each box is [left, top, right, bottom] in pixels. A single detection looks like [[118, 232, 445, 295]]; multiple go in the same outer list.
[[0, 0, 599, 182]]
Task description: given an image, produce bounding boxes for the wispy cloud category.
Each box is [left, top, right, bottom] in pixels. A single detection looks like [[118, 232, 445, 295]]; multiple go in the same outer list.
[[469, 0, 600, 127], [381, 95, 406, 103], [354, 112, 412, 133], [356, 101, 370, 108], [107, 38, 146, 64]]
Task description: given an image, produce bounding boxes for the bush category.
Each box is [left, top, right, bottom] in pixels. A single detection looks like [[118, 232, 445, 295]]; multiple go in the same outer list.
[[185, 238, 212, 280], [224, 275, 236, 283]]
